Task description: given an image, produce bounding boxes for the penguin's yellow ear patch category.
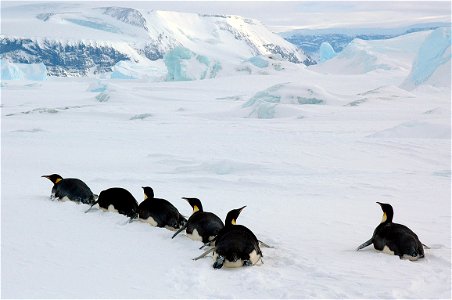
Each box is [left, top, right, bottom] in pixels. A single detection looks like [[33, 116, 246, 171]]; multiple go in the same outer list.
[[144, 193, 148, 200], [55, 178, 62, 184], [193, 205, 200, 213], [231, 219, 236, 225], [381, 212, 387, 223]]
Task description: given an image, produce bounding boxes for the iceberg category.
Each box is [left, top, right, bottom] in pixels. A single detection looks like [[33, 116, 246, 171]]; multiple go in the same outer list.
[[164, 47, 222, 81], [1, 60, 48, 81], [319, 42, 337, 62], [401, 27, 451, 90]]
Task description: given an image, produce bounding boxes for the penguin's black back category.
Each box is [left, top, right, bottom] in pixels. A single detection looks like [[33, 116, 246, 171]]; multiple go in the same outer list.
[[96, 188, 139, 218], [138, 197, 186, 229], [373, 222, 424, 258], [186, 211, 224, 243], [54, 178, 95, 204], [215, 225, 262, 261]]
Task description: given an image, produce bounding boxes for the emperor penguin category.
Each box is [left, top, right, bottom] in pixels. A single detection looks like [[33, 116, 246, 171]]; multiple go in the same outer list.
[[85, 187, 139, 218], [194, 206, 263, 269], [42, 174, 96, 204], [171, 197, 224, 244], [133, 187, 187, 231], [357, 202, 425, 260]]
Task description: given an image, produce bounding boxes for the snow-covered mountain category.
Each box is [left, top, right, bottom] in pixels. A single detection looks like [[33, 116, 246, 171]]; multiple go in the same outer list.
[[0, 3, 313, 77], [281, 22, 450, 61]]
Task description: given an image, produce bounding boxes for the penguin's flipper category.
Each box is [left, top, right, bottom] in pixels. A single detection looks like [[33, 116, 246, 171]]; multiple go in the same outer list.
[[172, 223, 188, 239], [356, 238, 373, 251], [193, 247, 215, 261], [84, 201, 98, 213], [199, 242, 210, 250], [259, 240, 274, 248], [93, 194, 99, 200], [422, 243, 430, 249]]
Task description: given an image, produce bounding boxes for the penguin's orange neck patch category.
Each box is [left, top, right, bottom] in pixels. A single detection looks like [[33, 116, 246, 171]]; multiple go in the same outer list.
[[55, 178, 62, 184], [193, 205, 200, 213]]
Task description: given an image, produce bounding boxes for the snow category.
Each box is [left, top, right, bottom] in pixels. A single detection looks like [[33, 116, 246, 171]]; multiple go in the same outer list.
[[1, 11, 451, 300], [110, 60, 167, 81]]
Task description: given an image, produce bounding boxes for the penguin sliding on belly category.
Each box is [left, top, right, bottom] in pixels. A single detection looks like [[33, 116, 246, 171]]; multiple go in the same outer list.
[[85, 187, 139, 218], [42, 174, 96, 205], [194, 206, 263, 269], [171, 197, 224, 244], [132, 187, 187, 231], [357, 202, 425, 261]]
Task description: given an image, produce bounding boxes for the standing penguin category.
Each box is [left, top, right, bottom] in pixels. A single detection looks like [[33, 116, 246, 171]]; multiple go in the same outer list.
[[85, 187, 139, 218], [357, 202, 425, 260], [133, 187, 186, 231], [171, 197, 224, 244], [194, 206, 263, 269], [42, 174, 96, 205]]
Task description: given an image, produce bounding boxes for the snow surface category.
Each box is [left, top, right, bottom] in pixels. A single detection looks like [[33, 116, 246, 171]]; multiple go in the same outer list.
[[1, 18, 451, 300]]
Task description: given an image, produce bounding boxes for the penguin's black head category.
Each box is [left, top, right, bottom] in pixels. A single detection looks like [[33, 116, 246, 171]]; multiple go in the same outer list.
[[142, 186, 154, 199], [182, 197, 203, 213], [377, 202, 394, 223], [42, 174, 63, 184], [225, 206, 246, 226]]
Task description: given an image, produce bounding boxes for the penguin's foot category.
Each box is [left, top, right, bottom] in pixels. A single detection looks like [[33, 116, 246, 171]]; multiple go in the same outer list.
[[243, 260, 252, 267], [213, 256, 225, 269]]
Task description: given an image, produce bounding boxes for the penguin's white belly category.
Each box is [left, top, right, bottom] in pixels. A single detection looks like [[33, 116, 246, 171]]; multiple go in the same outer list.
[[141, 216, 158, 227], [187, 229, 203, 241], [99, 204, 118, 213], [382, 245, 395, 255], [164, 225, 177, 231], [59, 196, 72, 202], [403, 254, 420, 261], [213, 250, 261, 268]]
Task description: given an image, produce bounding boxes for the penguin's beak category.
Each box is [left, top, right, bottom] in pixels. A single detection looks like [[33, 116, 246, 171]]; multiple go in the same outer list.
[[238, 205, 247, 212], [42, 175, 49, 178]]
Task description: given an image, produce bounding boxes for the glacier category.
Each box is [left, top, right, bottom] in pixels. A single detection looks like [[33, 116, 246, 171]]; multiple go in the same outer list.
[[0, 3, 313, 78]]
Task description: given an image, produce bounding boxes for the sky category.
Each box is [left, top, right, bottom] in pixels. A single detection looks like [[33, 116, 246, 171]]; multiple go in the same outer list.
[[1, 1, 451, 32]]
